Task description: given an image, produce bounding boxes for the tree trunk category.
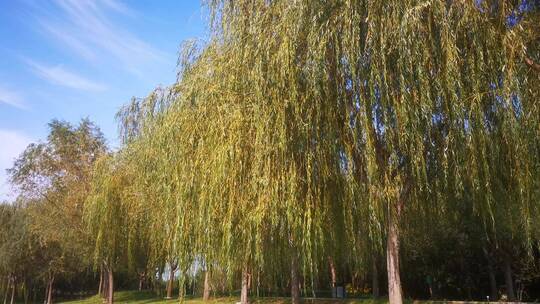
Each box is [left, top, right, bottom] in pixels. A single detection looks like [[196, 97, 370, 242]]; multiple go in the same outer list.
[[291, 254, 300, 304], [102, 268, 108, 300], [240, 268, 249, 304], [372, 257, 379, 298], [328, 257, 337, 298], [166, 264, 176, 299], [503, 255, 515, 301], [10, 281, 15, 304], [98, 269, 103, 296], [203, 271, 211, 301], [487, 259, 498, 301], [107, 268, 114, 304], [138, 272, 145, 292], [46, 276, 54, 304], [43, 281, 49, 304], [23, 281, 28, 304], [33, 286, 37, 304], [387, 201, 403, 304], [156, 268, 163, 297], [4, 278, 10, 304]]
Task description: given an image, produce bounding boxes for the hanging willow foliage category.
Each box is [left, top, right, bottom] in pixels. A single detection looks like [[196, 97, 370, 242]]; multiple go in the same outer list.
[[112, 0, 540, 303]]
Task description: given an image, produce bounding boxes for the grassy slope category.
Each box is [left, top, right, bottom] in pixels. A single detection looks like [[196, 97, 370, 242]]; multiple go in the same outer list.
[[58, 291, 391, 304]]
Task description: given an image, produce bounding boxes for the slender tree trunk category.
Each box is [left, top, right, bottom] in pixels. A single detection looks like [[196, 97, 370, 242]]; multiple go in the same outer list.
[[178, 272, 185, 300], [387, 201, 403, 304], [4, 277, 10, 304], [138, 272, 145, 292], [10, 281, 15, 304], [47, 282, 52, 304], [372, 257, 379, 298], [23, 281, 28, 304], [203, 271, 211, 301], [156, 268, 163, 297], [166, 264, 176, 299], [166, 274, 173, 299], [98, 269, 103, 296], [46, 276, 54, 304], [328, 257, 337, 298], [291, 254, 300, 304], [102, 269, 108, 300], [43, 281, 49, 304], [240, 268, 249, 304], [503, 255, 515, 301], [33, 286, 37, 304], [107, 268, 114, 304]]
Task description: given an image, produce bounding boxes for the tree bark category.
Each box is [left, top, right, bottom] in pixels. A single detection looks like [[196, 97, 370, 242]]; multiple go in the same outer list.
[[107, 268, 114, 304], [203, 271, 211, 301], [503, 255, 515, 301], [240, 268, 250, 304], [4, 277, 10, 304], [372, 257, 379, 298], [166, 263, 177, 299], [328, 256, 337, 298], [138, 272, 146, 292], [33, 286, 37, 304], [23, 281, 28, 304], [291, 254, 300, 304], [102, 268, 108, 300], [98, 269, 103, 296], [387, 201, 403, 304], [43, 280, 49, 304], [9, 281, 15, 304], [46, 276, 54, 304]]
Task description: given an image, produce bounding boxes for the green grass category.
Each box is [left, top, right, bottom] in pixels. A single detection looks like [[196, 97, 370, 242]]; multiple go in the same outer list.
[[58, 290, 516, 304], [57, 291, 391, 304]]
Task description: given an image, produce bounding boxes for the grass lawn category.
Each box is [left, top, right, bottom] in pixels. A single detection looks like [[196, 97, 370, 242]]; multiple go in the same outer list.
[[58, 291, 519, 304], [57, 291, 392, 304]]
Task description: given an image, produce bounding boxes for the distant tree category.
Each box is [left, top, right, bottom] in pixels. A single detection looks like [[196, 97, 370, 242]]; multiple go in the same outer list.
[[8, 119, 107, 304], [0, 202, 42, 304]]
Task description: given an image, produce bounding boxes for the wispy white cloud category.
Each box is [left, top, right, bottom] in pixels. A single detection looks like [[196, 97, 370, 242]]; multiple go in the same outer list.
[[39, 21, 97, 61], [27, 60, 107, 91], [99, 0, 136, 17], [37, 0, 169, 76], [0, 130, 33, 201], [0, 85, 29, 110]]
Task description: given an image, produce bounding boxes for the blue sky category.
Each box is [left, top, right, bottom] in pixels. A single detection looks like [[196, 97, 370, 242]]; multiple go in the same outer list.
[[0, 0, 205, 200]]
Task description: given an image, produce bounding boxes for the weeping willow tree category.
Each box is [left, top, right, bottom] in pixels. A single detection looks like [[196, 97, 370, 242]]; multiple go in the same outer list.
[[200, 1, 539, 303], [85, 152, 144, 304], [111, 1, 540, 304], [116, 86, 209, 299], [336, 1, 540, 303]]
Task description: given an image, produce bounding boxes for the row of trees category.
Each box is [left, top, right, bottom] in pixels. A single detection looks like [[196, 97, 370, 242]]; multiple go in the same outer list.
[[1, 119, 107, 304], [2, 1, 540, 304]]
